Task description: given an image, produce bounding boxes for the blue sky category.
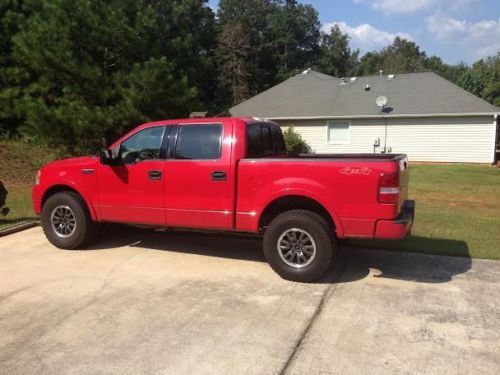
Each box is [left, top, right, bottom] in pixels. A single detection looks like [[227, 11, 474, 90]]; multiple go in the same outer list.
[[208, 0, 500, 64]]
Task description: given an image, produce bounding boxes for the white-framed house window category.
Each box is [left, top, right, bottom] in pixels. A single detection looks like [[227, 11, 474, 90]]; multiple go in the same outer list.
[[327, 121, 350, 144]]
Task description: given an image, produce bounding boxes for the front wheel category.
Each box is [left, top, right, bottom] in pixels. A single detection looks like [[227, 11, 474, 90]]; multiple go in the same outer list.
[[41, 191, 97, 249], [263, 210, 334, 282]]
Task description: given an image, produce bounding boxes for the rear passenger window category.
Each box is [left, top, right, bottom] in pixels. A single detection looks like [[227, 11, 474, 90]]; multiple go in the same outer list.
[[271, 125, 287, 154], [174, 124, 222, 160], [247, 124, 264, 157], [247, 123, 287, 157]]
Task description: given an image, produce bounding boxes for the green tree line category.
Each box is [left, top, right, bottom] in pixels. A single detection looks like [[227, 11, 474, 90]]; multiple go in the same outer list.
[[0, 0, 498, 153]]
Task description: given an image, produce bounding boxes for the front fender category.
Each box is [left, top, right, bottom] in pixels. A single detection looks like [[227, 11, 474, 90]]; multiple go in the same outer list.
[[34, 179, 98, 221]]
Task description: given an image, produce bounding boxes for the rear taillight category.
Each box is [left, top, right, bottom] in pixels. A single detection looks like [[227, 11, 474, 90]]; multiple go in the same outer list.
[[378, 172, 400, 204]]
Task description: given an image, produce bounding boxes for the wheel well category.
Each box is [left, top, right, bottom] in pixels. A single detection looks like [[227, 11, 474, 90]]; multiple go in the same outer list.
[[41, 185, 81, 208], [259, 195, 334, 232]]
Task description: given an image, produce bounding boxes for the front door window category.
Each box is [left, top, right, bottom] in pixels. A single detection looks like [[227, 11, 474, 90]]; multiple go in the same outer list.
[[119, 126, 165, 164]]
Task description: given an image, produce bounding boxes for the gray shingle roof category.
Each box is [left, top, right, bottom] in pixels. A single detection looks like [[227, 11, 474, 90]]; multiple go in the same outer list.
[[229, 70, 498, 118]]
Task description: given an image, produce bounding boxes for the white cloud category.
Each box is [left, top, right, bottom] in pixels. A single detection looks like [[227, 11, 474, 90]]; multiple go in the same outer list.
[[322, 21, 413, 53], [426, 15, 467, 39], [353, 0, 434, 14], [426, 15, 500, 60], [354, 0, 476, 14]]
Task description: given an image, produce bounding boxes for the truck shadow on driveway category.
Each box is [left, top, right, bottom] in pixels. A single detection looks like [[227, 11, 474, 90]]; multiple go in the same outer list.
[[335, 238, 471, 285], [86, 225, 471, 285], [87, 225, 266, 262]]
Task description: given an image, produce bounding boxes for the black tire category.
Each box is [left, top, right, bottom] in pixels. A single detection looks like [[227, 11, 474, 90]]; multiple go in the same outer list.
[[263, 210, 335, 282], [41, 191, 97, 249]]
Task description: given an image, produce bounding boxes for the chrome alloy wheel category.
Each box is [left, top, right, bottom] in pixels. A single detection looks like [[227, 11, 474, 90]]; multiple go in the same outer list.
[[277, 228, 316, 268], [50, 205, 77, 238]]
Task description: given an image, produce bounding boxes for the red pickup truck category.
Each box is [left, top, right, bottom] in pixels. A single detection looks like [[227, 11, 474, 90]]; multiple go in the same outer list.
[[33, 117, 414, 281]]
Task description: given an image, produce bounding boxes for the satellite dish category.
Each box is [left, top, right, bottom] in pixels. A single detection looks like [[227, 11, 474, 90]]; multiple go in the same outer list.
[[376, 96, 388, 107]]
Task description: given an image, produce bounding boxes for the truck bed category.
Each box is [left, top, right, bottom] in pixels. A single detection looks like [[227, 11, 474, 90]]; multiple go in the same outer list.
[[288, 153, 407, 162], [236, 153, 410, 238]]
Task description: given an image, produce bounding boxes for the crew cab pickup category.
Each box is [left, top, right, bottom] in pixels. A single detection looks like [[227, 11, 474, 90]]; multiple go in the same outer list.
[[33, 117, 414, 282]]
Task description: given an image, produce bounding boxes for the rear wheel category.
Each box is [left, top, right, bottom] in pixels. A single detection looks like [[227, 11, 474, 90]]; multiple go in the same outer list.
[[41, 191, 97, 249], [263, 210, 334, 282]]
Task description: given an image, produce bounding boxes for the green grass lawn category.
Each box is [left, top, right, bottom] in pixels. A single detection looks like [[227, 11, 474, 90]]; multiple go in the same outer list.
[[350, 164, 500, 260]]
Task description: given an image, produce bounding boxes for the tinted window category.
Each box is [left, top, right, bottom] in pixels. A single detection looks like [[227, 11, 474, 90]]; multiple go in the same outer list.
[[119, 126, 165, 163], [246, 124, 263, 157], [261, 125, 273, 153], [271, 124, 287, 154], [247, 122, 286, 157], [175, 124, 222, 160]]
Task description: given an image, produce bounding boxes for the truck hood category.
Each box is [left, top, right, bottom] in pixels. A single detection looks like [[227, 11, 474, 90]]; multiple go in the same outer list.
[[43, 156, 98, 170]]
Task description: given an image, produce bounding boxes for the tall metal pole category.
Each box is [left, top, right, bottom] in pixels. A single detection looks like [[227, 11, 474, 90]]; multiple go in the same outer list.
[[382, 105, 387, 153]]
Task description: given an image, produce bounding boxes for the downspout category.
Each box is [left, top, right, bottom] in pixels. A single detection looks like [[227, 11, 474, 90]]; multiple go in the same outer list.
[[494, 113, 499, 166], [384, 115, 388, 153]]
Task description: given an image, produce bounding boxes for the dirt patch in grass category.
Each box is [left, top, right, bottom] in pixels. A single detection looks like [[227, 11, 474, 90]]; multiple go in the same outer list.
[[0, 140, 60, 186]]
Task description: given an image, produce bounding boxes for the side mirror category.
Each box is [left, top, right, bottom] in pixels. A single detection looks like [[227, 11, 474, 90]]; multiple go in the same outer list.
[[99, 149, 113, 165]]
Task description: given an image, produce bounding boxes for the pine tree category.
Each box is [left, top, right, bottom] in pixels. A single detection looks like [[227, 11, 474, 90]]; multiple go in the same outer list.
[[380, 37, 427, 73], [266, 0, 321, 81], [6, 0, 216, 153], [0, 0, 40, 136], [315, 24, 359, 77], [216, 22, 252, 106], [217, 0, 278, 92]]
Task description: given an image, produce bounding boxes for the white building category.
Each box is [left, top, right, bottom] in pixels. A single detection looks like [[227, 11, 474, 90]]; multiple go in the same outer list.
[[230, 71, 499, 164]]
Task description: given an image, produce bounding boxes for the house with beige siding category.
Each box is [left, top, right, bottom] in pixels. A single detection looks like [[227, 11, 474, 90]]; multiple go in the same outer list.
[[229, 70, 499, 164]]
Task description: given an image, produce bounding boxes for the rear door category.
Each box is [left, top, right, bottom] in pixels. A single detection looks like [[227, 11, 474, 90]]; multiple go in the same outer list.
[[164, 121, 234, 230]]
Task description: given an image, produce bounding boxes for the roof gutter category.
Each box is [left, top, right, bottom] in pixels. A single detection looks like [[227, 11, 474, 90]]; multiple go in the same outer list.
[[266, 112, 498, 120]]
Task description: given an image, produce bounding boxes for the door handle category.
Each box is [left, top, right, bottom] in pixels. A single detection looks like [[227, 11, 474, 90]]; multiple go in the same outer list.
[[148, 170, 162, 180], [211, 171, 226, 181]]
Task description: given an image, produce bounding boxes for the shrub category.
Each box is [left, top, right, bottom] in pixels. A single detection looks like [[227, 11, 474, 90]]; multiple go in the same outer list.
[[283, 126, 311, 154]]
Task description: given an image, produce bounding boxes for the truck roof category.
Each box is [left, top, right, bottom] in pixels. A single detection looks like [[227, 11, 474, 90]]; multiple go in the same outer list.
[[145, 116, 255, 126], [130, 117, 274, 135]]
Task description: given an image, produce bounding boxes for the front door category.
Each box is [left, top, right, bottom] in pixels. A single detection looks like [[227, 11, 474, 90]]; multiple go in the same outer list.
[[96, 125, 168, 225], [164, 122, 234, 230]]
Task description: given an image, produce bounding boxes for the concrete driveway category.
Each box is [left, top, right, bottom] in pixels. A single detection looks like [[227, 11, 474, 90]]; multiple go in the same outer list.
[[0, 226, 499, 375]]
